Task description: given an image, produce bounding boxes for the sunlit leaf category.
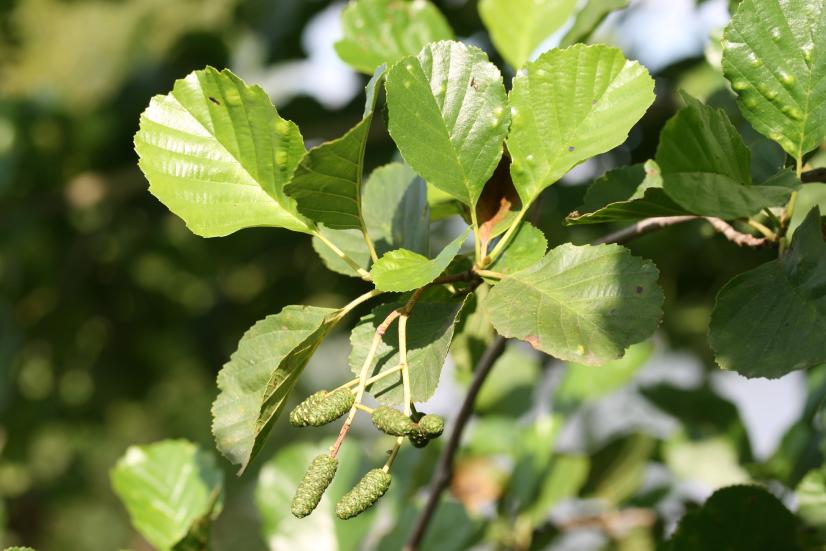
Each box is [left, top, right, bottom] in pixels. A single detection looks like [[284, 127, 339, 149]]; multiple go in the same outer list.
[[370, 229, 469, 292], [486, 243, 663, 364], [135, 67, 311, 237], [709, 207, 826, 378], [560, 0, 629, 47], [507, 44, 655, 206], [349, 290, 467, 405], [478, 0, 576, 69], [722, 0, 826, 160], [211, 306, 339, 473], [488, 221, 547, 274], [386, 40, 510, 208], [110, 440, 223, 551], [334, 0, 453, 74]]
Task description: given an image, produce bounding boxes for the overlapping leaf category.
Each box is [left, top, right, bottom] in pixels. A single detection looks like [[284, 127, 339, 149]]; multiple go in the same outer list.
[[478, 0, 576, 69], [211, 306, 339, 473], [507, 44, 655, 206], [709, 207, 826, 378], [334, 0, 453, 74], [286, 69, 384, 230], [370, 229, 468, 292], [560, 0, 630, 47], [385, 40, 510, 208], [349, 290, 467, 405], [488, 221, 548, 274], [135, 67, 310, 237], [722, 0, 826, 160], [485, 243, 663, 364], [110, 440, 224, 551]]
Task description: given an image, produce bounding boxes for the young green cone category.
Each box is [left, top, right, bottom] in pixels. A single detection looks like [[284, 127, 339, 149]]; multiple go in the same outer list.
[[291, 454, 338, 518], [371, 406, 416, 436], [418, 414, 445, 437], [289, 389, 355, 427], [335, 468, 391, 519]]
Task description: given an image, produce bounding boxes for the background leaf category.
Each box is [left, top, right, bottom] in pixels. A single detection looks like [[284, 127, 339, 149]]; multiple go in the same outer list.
[[560, 0, 630, 47], [211, 306, 339, 473], [709, 207, 826, 378], [334, 0, 453, 74], [110, 440, 223, 551], [485, 243, 663, 364], [370, 229, 468, 292], [722, 0, 826, 159], [507, 44, 655, 205], [286, 68, 384, 230], [255, 440, 371, 551], [478, 0, 576, 69], [135, 67, 310, 237], [349, 290, 467, 404], [385, 40, 510, 208]]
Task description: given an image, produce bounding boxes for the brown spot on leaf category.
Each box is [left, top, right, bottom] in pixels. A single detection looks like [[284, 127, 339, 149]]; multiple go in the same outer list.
[[636, 285, 644, 294], [568, 146, 576, 152], [208, 96, 221, 105], [525, 335, 541, 349], [476, 155, 522, 253], [470, 77, 479, 91]]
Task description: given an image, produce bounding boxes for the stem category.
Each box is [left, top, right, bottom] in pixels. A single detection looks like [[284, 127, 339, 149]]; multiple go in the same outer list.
[[330, 309, 401, 458], [355, 403, 375, 414], [362, 225, 379, 264], [484, 208, 527, 266], [763, 208, 781, 227], [335, 289, 383, 321], [314, 230, 372, 280], [335, 363, 404, 392], [470, 209, 482, 264], [473, 268, 506, 280], [746, 218, 778, 241]]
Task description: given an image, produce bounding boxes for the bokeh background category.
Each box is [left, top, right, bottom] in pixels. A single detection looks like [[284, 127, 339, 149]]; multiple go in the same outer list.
[[2, 0, 824, 549]]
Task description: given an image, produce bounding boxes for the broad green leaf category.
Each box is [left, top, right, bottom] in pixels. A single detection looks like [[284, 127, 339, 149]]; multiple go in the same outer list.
[[554, 341, 652, 406], [255, 440, 372, 551], [385, 40, 510, 208], [709, 207, 826, 378], [722, 0, 826, 160], [450, 287, 495, 380], [796, 466, 826, 544], [657, 95, 797, 219], [311, 162, 430, 277], [478, 0, 577, 69], [110, 440, 224, 551], [485, 243, 663, 364], [488, 221, 547, 274], [285, 68, 384, 230], [507, 44, 655, 206], [135, 67, 311, 237], [349, 290, 467, 404], [363, 162, 430, 256], [370, 229, 469, 292], [559, 0, 630, 47], [211, 305, 339, 473], [789, 182, 826, 236], [334, 0, 453, 74], [566, 161, 688, 224], [666, 486, 801, 551]]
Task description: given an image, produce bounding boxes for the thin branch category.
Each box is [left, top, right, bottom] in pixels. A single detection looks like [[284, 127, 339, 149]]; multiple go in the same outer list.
[[704, 217, 768, 247], [802, 167, 826, 183], [404, 335, 507, 551], [592, 216, 697, 245]]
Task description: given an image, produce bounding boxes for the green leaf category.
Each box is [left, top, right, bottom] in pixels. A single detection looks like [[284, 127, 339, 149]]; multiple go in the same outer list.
[[285, 68, 384, 230], [525, 454, 589, 521], [478, 0, 577, 69], [722, 0, 826, 160], [211, 305, 339, 473], [363, 162, 430, 256], [709, 207, 826, 378], [566, 161, 688, 224], [256, 440, 372, 551], [135, 66, 311, 237], [560, 0, 630, 47], [450, 287, 495, 380], [476, 346, 541, 414], [485, 243, 663, 364], [311, 162, 430, 278], [349, 290, 467, 405], [488, 221, 548, 274], [334, 0, 453, 74], [796, 466, 826, 544], [657, 95, 797, 219], [508, 44, 655, 206], [582, 433, 656, 504], [110, 440, 224, 551], [385, 40, 510, 208], [370, 229, 469, 292], [789, 182, 826, 237], [666, 485, 801, 551]]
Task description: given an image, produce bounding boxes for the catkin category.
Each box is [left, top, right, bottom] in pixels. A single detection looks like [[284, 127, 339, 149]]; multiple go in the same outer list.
[[371, 406, 416, 436], [418, 414, 445, 437], [335, 468, 391, 519], [291, 454, 338, 518], [408, 427, 430, 448], [289, 389, 354, 427]]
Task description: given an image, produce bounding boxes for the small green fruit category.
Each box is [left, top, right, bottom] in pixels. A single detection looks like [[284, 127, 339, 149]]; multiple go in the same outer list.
[[289, 389, 354, 427], [372, 406, 416, 436], [291, 454, 338, 518], [335, 468, 391, 519], [418, 414, 445, 437]]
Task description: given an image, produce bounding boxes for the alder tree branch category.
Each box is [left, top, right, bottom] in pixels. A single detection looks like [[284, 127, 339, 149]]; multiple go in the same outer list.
[[405, 211, 770, 549]]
